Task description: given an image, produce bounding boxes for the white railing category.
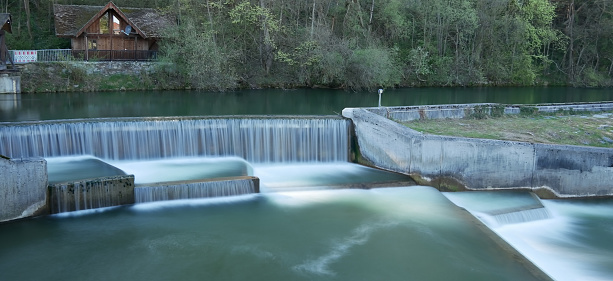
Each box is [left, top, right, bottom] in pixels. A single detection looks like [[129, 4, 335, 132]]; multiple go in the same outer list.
[[8, 49, 157, 63], [9, 49, 72, 63]]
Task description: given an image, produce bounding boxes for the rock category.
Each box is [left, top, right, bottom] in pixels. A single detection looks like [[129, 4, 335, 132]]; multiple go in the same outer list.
[[602, 136, 613, 143]]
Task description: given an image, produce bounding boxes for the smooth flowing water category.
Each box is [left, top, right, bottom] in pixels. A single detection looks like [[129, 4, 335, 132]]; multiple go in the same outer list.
[[2, 87, 613, 121], [0, 187, 544, 281], [2, 88, 612, 280], [446, 191, 613, 281], [0, 117, 349, 162]]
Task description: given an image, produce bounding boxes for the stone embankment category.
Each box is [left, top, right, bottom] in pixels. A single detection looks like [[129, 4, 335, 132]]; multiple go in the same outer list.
[[343, 103, 613, 198]]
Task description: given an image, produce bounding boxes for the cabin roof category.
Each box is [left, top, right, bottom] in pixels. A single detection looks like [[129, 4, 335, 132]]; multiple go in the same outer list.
[[53, 1, 173, 38], [0, 13, 11, 33]]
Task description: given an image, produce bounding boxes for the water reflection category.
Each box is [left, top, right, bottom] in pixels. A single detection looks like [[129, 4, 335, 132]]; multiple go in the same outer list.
[[2, 87, 613, 122]]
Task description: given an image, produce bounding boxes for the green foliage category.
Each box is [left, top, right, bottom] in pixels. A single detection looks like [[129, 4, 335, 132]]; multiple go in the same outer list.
[[345, 47, 401, 90], [158, 18, 237, 91], [8, 0, 613, 90], [491, 105, 505, 118], [468, 104, 506, 119], [519, 106, 539, 116]]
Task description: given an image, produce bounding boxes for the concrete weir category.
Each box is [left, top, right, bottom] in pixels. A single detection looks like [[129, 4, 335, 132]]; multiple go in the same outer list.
[[135, 176, 260, 203], [343, 105, 613, 198], [49, 175, 135, 214], [0, 157, 48, 222]]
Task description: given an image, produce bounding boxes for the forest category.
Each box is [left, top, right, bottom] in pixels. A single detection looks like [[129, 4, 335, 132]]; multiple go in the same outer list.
[[3, 0, 613, 90]]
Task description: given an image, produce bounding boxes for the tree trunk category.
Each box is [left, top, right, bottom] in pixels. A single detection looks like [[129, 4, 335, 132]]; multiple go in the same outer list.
[[568, 0, 575, 81], [260, 0, 273, 74], [368, 0, 374, 33]]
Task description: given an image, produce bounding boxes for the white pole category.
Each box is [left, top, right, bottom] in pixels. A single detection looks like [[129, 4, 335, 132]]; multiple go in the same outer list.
[[378, 88, 383, 107]]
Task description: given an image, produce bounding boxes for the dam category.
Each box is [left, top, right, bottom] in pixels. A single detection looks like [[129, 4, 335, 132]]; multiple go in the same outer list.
[[1, 89, 612, 280]]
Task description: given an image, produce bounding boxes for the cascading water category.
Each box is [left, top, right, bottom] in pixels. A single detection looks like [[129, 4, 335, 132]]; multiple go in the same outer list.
[[444, 191, 552, 228], [1, 116, 355, 209], [135, 178, 257, 203], [0, 117, 349, 163], [486, 206, 551, 226], [445, 190, 613, 281]]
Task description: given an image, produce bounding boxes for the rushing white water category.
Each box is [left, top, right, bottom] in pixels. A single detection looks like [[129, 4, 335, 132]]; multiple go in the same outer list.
[[0, 117, 349, 162], [445, 191, 613, 281], [487, 207, 552, 226]]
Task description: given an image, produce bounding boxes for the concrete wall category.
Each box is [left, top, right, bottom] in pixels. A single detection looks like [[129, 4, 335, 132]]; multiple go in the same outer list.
[[343, 107, 613, 198], [0, 157, 48, 222], [0, 75, 20, 93], [49, 175, 135, 214], [368, 102, 613, 122]]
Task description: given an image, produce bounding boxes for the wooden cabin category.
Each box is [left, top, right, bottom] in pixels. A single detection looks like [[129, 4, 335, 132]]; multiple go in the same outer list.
[[0, 13, 15, 70], [53, 2, 173, 61]]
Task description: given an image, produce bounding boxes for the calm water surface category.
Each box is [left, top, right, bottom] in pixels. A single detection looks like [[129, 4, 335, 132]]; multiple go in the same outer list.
[[2, 87, 613, 121]]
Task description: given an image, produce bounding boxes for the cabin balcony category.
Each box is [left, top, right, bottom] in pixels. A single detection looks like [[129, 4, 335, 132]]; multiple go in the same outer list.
[[71, 50, 158, 61], [9, 49, 158, 63]]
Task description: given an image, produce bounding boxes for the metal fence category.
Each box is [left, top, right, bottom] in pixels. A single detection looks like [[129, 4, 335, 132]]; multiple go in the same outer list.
[[9, 49, 158, 63]]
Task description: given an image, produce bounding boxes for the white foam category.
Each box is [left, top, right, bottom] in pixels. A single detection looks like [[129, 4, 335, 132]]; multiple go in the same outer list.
[[130, 194, 258, 211], [293, 219, 398, 276]]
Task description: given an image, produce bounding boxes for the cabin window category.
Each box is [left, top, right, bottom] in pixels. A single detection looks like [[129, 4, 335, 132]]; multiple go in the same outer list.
[[112, 15, 121, 35], [88, 39, 97, 50], [99, 13, 109, 34]]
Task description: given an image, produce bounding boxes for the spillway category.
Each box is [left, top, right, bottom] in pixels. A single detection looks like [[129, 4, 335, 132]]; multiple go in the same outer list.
[[0, 116, 350, 163]]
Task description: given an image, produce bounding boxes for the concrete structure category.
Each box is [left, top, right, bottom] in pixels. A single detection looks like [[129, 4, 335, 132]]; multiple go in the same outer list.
[[0, 157, 48, 222], [343, 106, 613, 198], [368, 102, 613, 122], [48, 175, 135, 214], [134, 176, 260, 203], [0, 75, 20, 93]]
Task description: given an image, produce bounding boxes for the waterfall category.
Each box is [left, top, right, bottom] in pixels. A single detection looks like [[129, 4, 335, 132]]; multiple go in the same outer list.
[[0, 116, 350, 163], [49, 175, 135, 214], [135, 178, 258, 203], [486, 206, 552, 226]]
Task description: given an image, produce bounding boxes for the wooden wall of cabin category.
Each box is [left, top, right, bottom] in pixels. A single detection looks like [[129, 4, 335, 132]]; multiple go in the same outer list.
[[71, 36, 151, 51]]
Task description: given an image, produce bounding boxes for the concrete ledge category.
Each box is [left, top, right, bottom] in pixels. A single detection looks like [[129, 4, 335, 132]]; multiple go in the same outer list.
[[135, 176, 260, 203], [361, 102, 613, 122], [0, 157, 48, 222], [343, 106, 613, 198], [49, 175, 135, 214]]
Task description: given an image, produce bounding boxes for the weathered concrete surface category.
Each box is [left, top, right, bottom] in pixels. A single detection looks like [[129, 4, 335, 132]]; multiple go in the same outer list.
[[368, 102, 613, 122], [49, 175, 135, 214], [0, 75, 20, 94], [367, 103, 494, 122], [343, 107, 613, 197], [0, 157, 48, 222]]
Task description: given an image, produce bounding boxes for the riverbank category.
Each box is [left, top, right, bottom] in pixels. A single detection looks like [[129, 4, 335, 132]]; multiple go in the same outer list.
[[12, 61, 581, 94], [19, 62, 184, 93], [402, 110, 613, 148]]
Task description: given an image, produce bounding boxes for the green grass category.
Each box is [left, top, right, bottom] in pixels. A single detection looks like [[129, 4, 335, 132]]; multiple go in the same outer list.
[[402, 111, 613, 148]]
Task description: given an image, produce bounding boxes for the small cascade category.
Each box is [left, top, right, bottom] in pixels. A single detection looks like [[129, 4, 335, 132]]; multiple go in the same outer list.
[[135, 178, 258, 203], [445, 190, 553, 227], [486, 206, 552, 226], [49, 175, 135, 214], [0, 117, 350, 163]]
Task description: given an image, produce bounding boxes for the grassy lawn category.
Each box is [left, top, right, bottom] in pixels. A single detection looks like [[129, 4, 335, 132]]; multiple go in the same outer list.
[[401, 111, 613, 148]]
